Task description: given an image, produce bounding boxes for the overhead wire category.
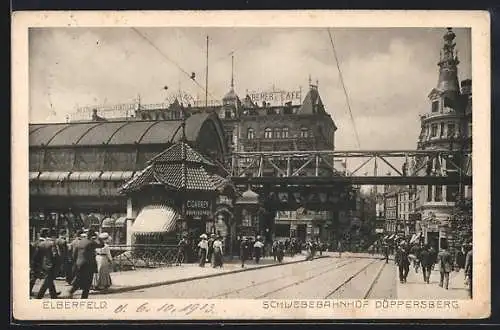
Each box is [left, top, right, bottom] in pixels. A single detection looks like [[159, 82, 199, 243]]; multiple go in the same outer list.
[[327, 29, 362, 150], [131, 27, 217, 100]]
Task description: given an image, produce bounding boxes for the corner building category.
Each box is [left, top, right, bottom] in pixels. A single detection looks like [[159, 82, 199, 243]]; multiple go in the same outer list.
[[414, 28, 472, 250]]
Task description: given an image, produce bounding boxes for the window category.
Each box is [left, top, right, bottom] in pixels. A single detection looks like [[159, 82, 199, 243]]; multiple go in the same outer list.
[[440, 122, 445, 137], [300, 127, 309, 138], [264, 128, 272, 139], [432, 100, 439, 112], [435, 185, 443, 202], [427, 185, 432, 202], [247, 128, 255, 139], [447, 123, 456, 138], [274, 128, 281, 139], [225, 110, 232, 118], [282, 127, 289, 138], [430, 124, 438, 138]]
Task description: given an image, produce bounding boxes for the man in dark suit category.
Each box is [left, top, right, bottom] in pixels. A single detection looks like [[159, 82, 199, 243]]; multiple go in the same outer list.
[[438, 242, 453, 290], [55, 229, 69, 279], [396, 241, 410, 284], [419, 244, 433, 283], [68, 229, 104, 299], [35, 228, 61, 299]]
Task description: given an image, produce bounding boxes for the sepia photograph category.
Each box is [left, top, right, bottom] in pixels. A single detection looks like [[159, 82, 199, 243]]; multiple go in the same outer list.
[[12, 11, 490, 320]]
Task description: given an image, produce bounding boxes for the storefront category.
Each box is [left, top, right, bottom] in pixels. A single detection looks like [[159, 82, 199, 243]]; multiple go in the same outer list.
[[120, 137, 236, 250]]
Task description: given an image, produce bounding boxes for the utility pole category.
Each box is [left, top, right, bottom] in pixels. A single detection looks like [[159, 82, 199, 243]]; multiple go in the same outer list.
[[205, 35, 209, 107]]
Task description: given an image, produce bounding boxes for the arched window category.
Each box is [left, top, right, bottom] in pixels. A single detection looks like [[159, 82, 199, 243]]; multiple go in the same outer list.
[[264, 128, 272, 139], [300, 127, 309, 138], [282, 127, 289, 138], [274, 127, 281, 139], [247, 128, 255, 139]]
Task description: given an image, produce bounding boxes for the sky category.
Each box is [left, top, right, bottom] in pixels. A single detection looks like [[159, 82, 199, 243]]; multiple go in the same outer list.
[[29, 27, 471, 152]]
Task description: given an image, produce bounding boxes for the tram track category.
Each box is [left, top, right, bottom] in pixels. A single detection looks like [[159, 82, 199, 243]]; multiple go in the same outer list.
[[210, 257, 355, 299], [363, 260, 387, 299], [254, 258, 360, 299]]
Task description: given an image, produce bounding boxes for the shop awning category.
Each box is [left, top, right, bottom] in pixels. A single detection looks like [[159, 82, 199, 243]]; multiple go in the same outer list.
[[115, 217, 127, 228], [131, 204, 178, 233], [68, 171, 102, 181], [100, 171, 135, 181], [38, 171, 71, 181]]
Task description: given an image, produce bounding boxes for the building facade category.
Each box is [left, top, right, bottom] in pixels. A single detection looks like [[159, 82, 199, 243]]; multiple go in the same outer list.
[[384, 187, 399, 234], [214, 81, 338, 243], [413, 28, 473, 250]]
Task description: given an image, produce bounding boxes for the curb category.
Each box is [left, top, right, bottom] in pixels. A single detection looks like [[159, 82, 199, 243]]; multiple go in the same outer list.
[[90, 255, 330, 296]]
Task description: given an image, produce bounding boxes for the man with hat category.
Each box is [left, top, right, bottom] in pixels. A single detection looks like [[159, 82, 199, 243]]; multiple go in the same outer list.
[[67, 229, 105, 299], [55, 229, 69, 279], [240, 236, 250, 268], [395, 240, 410, 284], [34, 228, 61, 299], [66, 229, 83, 284]]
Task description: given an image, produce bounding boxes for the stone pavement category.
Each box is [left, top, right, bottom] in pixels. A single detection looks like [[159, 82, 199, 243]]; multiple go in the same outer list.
[[31, 252, 328, 298], [396, 265, 469, 299]]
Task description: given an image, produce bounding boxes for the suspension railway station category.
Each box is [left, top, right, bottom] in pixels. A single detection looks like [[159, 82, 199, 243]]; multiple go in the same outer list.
[[28, 27, 473, 255]]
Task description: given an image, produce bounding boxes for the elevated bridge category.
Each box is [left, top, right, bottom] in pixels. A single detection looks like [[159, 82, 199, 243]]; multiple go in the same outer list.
[[227, 149, 471, 211], [229, 149, 472, 186]]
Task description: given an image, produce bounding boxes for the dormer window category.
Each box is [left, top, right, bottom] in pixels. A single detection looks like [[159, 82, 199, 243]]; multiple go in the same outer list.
[[432, 100, 439, 113], [247, 128, 255, 140], [264, 128, 272, 139], [225, 110, 232, 118]]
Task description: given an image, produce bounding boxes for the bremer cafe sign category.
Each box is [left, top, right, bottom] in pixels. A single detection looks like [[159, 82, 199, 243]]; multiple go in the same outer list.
[[248, 89, 302, 106]]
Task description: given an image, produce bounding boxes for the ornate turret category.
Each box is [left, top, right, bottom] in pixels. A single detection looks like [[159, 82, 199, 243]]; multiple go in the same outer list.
[[222, 54, 239, 106], [437, 28, 460, 96]]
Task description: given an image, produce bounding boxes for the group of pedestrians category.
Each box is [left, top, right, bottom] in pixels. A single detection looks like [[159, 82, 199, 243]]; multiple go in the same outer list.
[[389, 238, 473, 298], [196, 234, 224, 268], [239, 236, 266, 267], [30, 227, 114, 299]]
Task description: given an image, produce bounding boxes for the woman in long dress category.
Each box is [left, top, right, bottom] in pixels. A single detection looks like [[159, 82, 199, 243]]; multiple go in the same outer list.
[[212, 237, 224, 268], [93, 232, 113, 290], [198, 234, 208, 267]]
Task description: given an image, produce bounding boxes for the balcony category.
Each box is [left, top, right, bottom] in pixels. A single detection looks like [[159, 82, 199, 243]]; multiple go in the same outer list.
[[419, 108, 459, 121]]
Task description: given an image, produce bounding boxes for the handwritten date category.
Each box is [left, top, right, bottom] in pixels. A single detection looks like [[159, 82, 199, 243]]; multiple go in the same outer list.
[[113, 302, 216, 315]]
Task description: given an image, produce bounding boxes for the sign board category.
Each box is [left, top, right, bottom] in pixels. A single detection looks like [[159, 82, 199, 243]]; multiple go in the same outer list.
[[185, 200, 211, 210], [248, 89, 302, 106]]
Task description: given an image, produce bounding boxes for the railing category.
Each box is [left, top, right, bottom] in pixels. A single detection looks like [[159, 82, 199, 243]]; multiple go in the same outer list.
[[109, 244, 181, 271]]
